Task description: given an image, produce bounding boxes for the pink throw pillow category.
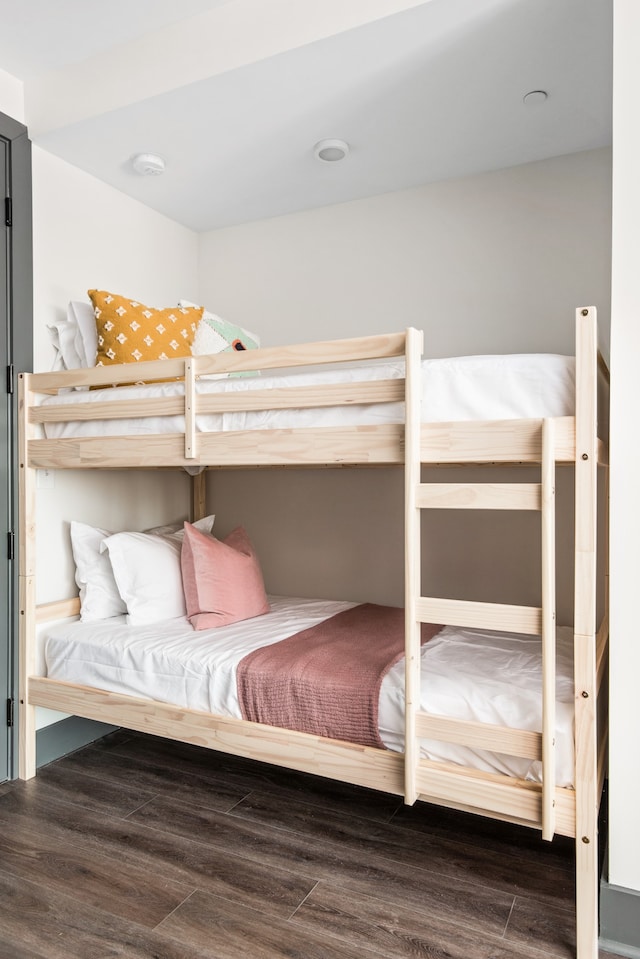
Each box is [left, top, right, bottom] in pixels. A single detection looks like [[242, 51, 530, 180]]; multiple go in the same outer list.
[[181, 523, 270, 629]]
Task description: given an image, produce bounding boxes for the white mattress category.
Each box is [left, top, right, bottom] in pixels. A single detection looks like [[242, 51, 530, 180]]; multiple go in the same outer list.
[[41, 354, 575, 439], [42, 595, 575, 786]]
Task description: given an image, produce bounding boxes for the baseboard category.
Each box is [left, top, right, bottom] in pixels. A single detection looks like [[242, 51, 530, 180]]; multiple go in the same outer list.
[[36, 717, 119, 768], [600, 881, 640, 958]]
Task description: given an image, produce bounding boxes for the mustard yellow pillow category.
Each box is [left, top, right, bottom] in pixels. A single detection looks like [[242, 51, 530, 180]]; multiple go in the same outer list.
[[88, 290, 202, 368]]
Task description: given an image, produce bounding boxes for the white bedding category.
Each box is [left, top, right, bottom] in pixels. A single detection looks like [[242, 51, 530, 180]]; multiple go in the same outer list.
[[42, 595, 575, 786], [41, 353, 575, 439]]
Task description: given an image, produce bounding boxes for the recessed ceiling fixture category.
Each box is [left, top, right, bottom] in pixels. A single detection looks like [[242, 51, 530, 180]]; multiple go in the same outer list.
[[313, 139, 350, 162], [523, 90, 548, 106], [131, 152, 166, 176]]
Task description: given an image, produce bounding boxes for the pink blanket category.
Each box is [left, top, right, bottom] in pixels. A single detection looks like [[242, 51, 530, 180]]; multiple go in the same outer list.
[[236, 604, 441, 748]]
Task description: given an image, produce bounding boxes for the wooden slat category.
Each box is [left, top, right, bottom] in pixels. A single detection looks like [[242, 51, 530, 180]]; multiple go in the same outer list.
[[30, 379, 406, 424], [414, 758, 576, 837], [419, 760, 575, 836], [197, 380, 405, 413], [415, 712, 541, 760], [420, 416, 575, 464], [27, 332, 408, 392], [27, 677, 404, 795], [26, 425, 406, 469], [416, 596, 542, 635], [30, 395, 186, 423], [416, 482, 541, 510], [35, 597, 81, 624], [193, 332, 408, 375]]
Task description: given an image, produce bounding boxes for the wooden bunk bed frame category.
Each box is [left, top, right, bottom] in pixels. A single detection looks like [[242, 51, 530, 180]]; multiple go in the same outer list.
[[17, 306, 609, 959]]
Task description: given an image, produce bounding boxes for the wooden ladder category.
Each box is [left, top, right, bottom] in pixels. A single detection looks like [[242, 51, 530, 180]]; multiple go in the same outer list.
[[402, 327, 558, 841]]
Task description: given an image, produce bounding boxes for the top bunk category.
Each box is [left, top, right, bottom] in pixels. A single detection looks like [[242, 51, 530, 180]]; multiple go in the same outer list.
[[19, 307, 609, 471]]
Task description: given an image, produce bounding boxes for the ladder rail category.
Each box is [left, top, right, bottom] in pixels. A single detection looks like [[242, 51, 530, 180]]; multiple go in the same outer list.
[[404, 327, 424, 805], [406, 408, 558, 841], [541, 417, 557, 840]]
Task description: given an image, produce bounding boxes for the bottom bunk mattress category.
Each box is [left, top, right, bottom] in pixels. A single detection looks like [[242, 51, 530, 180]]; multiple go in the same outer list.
[[41, 595, 575, 786]]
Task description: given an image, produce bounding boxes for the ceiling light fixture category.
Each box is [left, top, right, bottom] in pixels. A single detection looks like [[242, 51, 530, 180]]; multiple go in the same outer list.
[[313, 138, 350, 162], [131, 152, 166, 176], [522, 90, 548, 106]]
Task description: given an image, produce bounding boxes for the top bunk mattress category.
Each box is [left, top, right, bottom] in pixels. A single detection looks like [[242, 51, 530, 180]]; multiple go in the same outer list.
[[39, 353, 576, 439]]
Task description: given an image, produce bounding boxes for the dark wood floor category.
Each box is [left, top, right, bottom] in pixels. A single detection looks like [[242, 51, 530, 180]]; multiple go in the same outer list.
[[0, 730, 618, 959]]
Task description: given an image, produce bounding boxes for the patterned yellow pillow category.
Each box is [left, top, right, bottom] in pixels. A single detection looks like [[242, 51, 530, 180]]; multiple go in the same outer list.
[[88, 290, 202, 368]]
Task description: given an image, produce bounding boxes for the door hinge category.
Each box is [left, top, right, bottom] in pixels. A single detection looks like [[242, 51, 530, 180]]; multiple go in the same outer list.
[[6, 364, 14, 394], [6, 699, 14, 728], [4, 197, 11, 227], [7, 530, 14, 561]]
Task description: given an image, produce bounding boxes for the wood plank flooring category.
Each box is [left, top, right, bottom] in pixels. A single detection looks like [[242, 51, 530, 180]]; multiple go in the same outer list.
[[0, 730, 619, 959]]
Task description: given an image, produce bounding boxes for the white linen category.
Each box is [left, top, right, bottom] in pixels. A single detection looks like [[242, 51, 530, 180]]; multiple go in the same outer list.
[[40, 353, 575, 439], [42, 595, 575, 786]]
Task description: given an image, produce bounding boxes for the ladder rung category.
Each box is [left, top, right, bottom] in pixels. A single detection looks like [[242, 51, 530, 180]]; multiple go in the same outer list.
[[416, 597, 542, 634], [416, 482, 541, 510], [415, 712, 542, 760]]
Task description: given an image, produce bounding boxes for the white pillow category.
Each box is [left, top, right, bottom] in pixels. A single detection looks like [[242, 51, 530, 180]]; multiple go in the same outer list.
[[100, 515, 215, 626], [47, 301, 98, 371], [70, 515, 214, 623], [48, 318, 84, 371], [68, 300, 98, 368], [71, 521, 127, 622]]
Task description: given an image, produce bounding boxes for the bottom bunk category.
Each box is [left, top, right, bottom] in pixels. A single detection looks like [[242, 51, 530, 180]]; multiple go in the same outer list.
[[28, 593, 606, 841]]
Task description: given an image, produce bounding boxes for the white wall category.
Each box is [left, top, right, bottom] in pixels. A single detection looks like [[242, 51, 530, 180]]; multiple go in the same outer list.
[[198, 149, 611, 619], [0, 66, 24, 123], [608, 0, 640, 895], [199, 148, 611, 357], [32, 148, 199, 727]]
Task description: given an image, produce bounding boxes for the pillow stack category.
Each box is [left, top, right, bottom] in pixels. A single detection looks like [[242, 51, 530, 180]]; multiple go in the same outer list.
[[70, 516, 270, 630], [49, 291, 260, 376]]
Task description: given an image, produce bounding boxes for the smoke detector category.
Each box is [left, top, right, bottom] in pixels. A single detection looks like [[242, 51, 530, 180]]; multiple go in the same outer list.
[[313, 139, 350, 162], [131, 153, 166, 176]]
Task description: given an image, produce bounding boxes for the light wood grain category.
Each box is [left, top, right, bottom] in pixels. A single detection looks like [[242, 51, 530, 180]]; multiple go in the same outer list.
[[27, 677, 405, 796], [420, 417, 576, 464], [26, 425, 406, 469], [416, 596, 542, 635], [190, 470, 207, 522], [403, 326, 423, 806], [415, 713, 541, 760], [35, 597, 81, 624], [416, 482, 542, 510], [573, 307, 600, 959], [540, 417, 556, 841]]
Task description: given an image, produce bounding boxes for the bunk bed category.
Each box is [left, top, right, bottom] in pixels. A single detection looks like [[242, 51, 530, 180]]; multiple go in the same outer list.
[[18, 306, 609, 959]]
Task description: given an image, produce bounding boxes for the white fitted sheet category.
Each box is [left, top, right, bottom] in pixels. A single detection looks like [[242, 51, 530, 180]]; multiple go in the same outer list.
[[42, 595, 575, 786], [41, 353, 575, 439]]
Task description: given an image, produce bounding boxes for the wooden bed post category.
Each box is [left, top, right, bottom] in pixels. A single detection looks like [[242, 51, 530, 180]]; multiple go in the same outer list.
[[573, 307, 600, 959], [18, 373, 37, 779], [404, 326, 424, 805], [190, 469, 207, 522], [540, 417, 557, 841]]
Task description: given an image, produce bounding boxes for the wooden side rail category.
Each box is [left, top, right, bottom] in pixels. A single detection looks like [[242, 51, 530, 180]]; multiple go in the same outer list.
[[26, 331, 408, 393]]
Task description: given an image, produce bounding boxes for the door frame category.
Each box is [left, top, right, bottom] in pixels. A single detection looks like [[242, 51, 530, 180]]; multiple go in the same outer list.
[[1, 110, 33, 780]]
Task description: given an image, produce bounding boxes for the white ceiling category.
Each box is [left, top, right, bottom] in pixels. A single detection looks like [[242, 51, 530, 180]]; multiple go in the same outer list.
[[0, 0, 612, 233]]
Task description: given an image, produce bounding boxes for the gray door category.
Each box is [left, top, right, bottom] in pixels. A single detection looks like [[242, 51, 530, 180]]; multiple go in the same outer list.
[[0, 111, 32, 782], [0, 134, 9, 781]]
